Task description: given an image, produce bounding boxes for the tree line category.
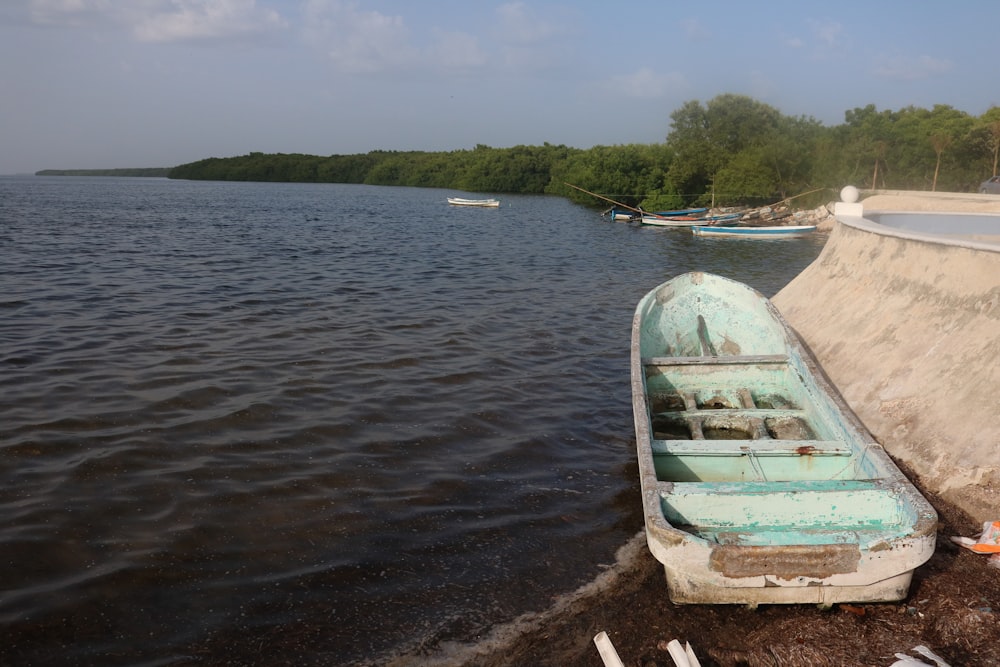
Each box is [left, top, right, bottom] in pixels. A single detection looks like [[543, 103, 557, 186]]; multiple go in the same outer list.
[[36, 168, 172, 177], [167, 94, 1000, 210]]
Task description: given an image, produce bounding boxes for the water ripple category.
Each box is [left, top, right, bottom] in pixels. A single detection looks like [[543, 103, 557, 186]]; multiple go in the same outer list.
[[0, 177, 824, 665]]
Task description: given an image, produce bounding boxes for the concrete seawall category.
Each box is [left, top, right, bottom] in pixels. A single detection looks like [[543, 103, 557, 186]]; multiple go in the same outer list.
[[773, 192, 1000, 523]]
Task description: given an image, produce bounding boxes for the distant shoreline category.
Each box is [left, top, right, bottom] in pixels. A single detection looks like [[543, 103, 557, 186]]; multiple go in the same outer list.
[[35, 168, 172, 177]]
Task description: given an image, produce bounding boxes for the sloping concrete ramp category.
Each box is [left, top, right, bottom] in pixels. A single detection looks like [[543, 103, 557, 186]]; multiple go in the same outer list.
[[774, 192, 1000, 522]]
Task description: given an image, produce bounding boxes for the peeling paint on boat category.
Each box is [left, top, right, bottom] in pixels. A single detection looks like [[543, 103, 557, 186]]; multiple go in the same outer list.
[[630, 272, 937, 605]]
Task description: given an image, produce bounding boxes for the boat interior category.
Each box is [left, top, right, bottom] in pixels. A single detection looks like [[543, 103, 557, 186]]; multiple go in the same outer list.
[[642, 353, 864, 483], [640, 349, 920, 544]]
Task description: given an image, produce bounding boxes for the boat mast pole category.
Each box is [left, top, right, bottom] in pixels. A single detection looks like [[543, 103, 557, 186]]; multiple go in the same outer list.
[[564, 182, 643, 214], [769, 187, 828, 207]]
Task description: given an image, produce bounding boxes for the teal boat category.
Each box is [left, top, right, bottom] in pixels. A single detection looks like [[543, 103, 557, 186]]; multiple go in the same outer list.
[[692, 224, 816, 238], [630, 272, 937, 605], [653, 207, 708, 216]]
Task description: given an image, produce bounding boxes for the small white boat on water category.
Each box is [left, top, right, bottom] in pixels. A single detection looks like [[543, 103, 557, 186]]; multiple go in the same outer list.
[[609, 207, 637, 221], [447, 197, 500, 207], [692, 225, 817, 238], [631, 272, 937, 606]]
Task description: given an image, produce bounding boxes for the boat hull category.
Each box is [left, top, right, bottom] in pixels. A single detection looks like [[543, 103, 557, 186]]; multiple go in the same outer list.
[[654, 207, 708, 216], [630, 272, 936, 605], [692, 225, 816, 238], [640, 214, 706, 227], [610, 208, 637, 221], [447, 197, 500, 207]]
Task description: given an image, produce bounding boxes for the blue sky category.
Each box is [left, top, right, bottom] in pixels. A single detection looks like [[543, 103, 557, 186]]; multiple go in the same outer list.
[[1, 0, 996, 174]]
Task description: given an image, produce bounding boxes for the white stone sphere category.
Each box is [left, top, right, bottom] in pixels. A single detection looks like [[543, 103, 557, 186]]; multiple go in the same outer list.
[[840, 185, 859, 203]]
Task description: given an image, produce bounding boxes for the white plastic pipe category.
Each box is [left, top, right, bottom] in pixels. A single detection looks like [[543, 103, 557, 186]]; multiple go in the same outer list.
[[593, 631, 626, 667], [685, 641, 702, 667], [666, 639, 691, 667]]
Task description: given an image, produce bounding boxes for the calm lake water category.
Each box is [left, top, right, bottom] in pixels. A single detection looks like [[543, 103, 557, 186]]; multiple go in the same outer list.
[[0, 177, 826, 665]]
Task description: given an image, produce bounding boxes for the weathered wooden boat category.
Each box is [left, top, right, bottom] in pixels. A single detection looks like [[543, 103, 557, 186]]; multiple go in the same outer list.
[[631, 272, 936, 605], [640, 214, 708, 227], [700, 212, 743, 224], [692, 224, 816, 238], [654, 207, 708, 217], [447, 197, 500, 207]]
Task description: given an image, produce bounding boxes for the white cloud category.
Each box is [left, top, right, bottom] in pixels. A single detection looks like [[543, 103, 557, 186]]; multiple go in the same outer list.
[[608, 67, 687, 100], [492, 2, 576, 72], [808, 18, 843, 48], [681, 18, 708, 40], [874, 54, 953, 81], [303, 0, 418, 74], [801, 18, 851, 60], [28, 0, 117, 26], [496, 2, 560, 44], [427, 29, 487, 70], [303, 1, 494, 76], [133, 0, 286, 43], [26, 0, 287, 42]]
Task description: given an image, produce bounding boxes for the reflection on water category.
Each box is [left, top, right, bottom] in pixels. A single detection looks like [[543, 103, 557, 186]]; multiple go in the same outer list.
[[0, 177, 825, 665]]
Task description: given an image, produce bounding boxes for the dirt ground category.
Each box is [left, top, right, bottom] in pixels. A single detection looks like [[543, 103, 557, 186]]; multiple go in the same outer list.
[[430, 475, 1000, 667]]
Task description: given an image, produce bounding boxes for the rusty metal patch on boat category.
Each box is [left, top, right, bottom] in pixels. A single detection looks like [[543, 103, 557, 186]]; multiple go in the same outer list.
[[709, 543, 861, 579]]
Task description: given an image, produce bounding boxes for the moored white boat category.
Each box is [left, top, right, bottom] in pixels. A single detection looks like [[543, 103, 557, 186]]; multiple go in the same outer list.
[[631, 272, 937, 605], [447, 197, 500, 207]]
